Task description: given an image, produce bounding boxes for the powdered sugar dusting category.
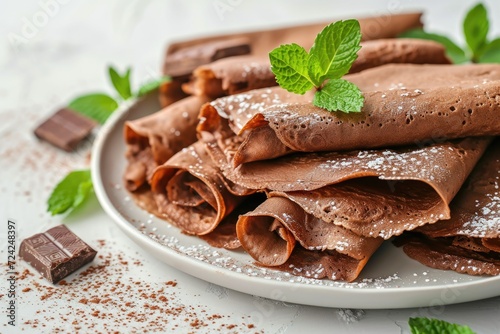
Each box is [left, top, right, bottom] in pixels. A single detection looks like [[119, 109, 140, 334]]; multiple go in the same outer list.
[[457, 160, 500, 237], [319, 145, 453, 183]]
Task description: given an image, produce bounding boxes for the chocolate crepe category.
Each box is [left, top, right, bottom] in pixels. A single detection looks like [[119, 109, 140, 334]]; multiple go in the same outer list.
[[181, 56, 276, 99], [160, 12, 423, 106], [182, 39, 449, 99], [124, 96, 208, 190], [395, 139, 500, 275], [150, 141, 256, 236], [164, 12, 422, 62], [200, 64, 500, 166], [237, 196, 383, 282], [220, 136, 491, 238], [350, 38, 450, 73]]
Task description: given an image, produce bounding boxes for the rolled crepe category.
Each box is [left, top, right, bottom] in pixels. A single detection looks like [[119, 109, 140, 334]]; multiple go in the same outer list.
[[200, 64, 500, 166], [209, 134, 491, 239], [182, 39, 449, 99], [350, 38, 450, 73], [237, 196, 383, 282], [165, 12, 422, 61], [124, 96, 208, 191], [181, 56, 276, 99], [150, 141, 255, 236], [395, 139, 500, 275], [160, 12, 423, 106]]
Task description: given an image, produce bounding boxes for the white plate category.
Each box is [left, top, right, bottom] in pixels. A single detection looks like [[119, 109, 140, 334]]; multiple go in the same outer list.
[[91, 92, 500, 309]]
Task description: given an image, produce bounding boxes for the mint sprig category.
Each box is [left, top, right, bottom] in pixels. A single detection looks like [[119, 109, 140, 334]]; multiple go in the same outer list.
[[269, 19, 364, 113], [68, 65, 171, 124], [409, 317, 476, 334], [400, 3, 500, 64], [47, 170, 93, 216]]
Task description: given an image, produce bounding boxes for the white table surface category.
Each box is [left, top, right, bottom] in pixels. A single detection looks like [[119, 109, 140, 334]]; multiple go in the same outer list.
[[1, 0, 500, 333]]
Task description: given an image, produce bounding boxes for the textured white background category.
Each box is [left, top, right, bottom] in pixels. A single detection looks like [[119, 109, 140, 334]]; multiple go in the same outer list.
[[1, 0, 500, 333]]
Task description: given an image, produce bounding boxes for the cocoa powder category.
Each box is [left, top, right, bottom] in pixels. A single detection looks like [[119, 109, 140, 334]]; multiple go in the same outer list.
[[13, 240, 261, 333]]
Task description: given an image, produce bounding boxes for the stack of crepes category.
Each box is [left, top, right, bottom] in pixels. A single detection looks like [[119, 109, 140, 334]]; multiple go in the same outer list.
[[124, 14, 500, 282]]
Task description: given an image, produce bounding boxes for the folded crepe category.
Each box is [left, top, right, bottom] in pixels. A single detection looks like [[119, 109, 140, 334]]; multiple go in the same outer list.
[[181, 55, 276, 99], [160, 12, 423, 106], [395, 139, 500, 275], [182, 39, 449, 99], [164, 12, 422, 61], [124, 96, 208, 191], [225, 137, 491, 239], [350, 38, 450, 73], [200, 63, 500, 166], [150, 141, 256, 236], [237, 196, 383, 282]]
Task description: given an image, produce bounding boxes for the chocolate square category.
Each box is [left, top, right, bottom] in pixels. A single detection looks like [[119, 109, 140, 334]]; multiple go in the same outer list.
[[34, 108, 97, 152], [19, 225, 97, 283]]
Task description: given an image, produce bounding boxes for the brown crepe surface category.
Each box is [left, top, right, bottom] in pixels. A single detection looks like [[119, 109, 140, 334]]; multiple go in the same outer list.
[[150, 141, 246, 236], [124, 96, 208, 190], [394, 140, 500, 275], [164, 12, 422, 62], [128, 186, 253, 250], [182, 56, 276, 98], [417, 139, 500, 240], [184, 39, 449, 99], [350, 38, 450, 73], [237, 196, 383, 269], [199, 87, 491, 239], [228, 138, 491, 238], [238, 197, 381, 282], [159, 12, 422, 107], [394, 233, 500, 276], [202, 64, 500, 166]]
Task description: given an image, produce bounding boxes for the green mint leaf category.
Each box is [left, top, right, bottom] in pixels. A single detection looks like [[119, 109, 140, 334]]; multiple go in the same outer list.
[[463, 3, 489, 59], [409, 317, 476, 334], [313, 79, 363, 113], [479, 37, 500, 63], [47, 170, 93, 216], [68, 93, 119, 124], [109, 66, 132, 100], [308, 20, 361, 85], [269, 20, 365, 113], [136, 75, 171, 97], [399, 29, 468, 64], [269, 43, 314, 94]]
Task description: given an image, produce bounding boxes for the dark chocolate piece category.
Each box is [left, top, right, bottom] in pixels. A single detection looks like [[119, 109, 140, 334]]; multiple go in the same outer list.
[[163, 37, 251, 77], [19, 225, 97, 283], [34, 108, 97, 152]]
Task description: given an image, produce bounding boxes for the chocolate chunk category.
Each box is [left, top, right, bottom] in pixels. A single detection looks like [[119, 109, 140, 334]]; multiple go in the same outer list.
[[34, 108, 97, 152], [163, 37, 251, 77], [19, 225, 97, 283]]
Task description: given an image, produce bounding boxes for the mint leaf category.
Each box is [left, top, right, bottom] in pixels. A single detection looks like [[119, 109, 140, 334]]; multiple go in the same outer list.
[[409, 317, 476, 334], [137, 75, 171, 97], [68, 93, 119, 124], [313, 79, 363, 112], [479, 37, 500, 63], [399, 3, 500, 64], [47, 170, 93, 215], [269, 20, 364, 113], [269, 43, 314, 94], [109, 66, 132, 100], [463, 3, 489, 59], [308, 20, 361, 85], [399, 29, 468, 64]]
